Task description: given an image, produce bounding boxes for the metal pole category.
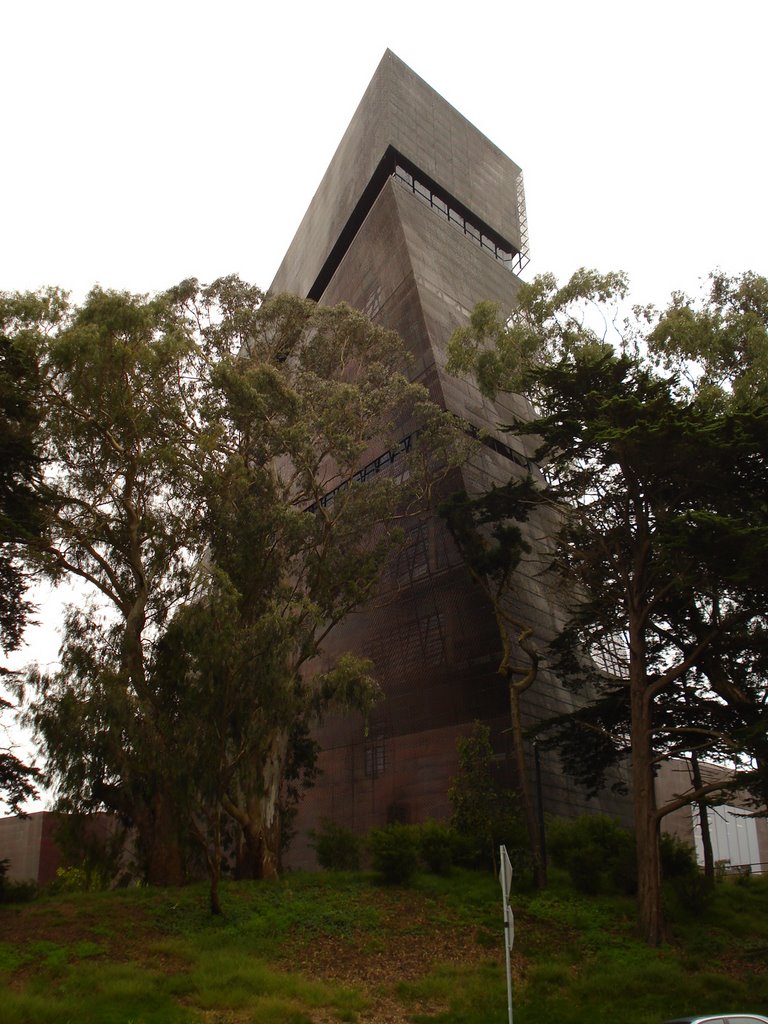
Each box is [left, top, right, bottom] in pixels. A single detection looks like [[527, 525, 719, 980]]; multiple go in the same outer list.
[[500, 845, 514, 1024], [533, 740, 547, 879], [504, 903, 513, 1024]]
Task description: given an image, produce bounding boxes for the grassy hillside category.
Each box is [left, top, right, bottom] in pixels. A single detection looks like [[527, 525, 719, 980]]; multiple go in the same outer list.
[[1, 868, 767, 1024]]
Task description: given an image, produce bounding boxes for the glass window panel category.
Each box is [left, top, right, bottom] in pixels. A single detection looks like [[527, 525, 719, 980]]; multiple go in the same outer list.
[[395, 166, 413, 188]]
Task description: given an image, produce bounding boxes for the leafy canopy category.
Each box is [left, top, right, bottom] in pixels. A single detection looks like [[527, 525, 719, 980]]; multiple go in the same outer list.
[[448, 268, 768, 944], [6, 276, 465, 888]]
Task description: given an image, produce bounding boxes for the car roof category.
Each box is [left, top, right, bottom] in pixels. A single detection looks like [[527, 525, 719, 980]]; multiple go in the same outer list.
[[664, 1016, 768, 1024]]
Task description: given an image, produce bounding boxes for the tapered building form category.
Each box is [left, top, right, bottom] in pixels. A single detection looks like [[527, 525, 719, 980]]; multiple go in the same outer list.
[[270, 52, 628, 866]]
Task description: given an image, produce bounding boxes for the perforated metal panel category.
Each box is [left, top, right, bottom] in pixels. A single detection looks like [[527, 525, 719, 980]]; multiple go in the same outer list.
[[269, 52, 633, 868]]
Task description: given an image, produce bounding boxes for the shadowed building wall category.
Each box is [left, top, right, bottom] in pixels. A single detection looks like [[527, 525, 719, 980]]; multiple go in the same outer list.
[[269, 51, 631, 867]]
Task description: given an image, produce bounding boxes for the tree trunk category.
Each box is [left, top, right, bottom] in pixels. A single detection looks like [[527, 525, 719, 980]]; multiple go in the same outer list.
[[240, 817, 280, 880], [137, 791, 186, 886], [690, 751, 715, 883], [208, 809, 223, 915], [509, 682, 547, 888], [224, 728, 289, 880], [209, 864, 222, 914], [629, 620, 664, 945]]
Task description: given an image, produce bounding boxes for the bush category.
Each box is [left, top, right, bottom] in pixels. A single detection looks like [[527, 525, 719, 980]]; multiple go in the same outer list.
[[659, 832, 711, 915], [548, 814, 637, 895], [448, 721, 528, 873], [660, 832, 698, 879], [47, 864, 114, 894], [308, 818, 361, 871], [418, 820, 454, 875], [367, 824, 420, 884], [52, 813, 133, 888], [666, 870, 715, 916], [0, 858, 38, 904], [549, 816, 710, 905]]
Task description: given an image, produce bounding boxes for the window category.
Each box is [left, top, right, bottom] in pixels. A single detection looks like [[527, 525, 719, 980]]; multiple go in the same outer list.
[[364, 734, 386, 778]]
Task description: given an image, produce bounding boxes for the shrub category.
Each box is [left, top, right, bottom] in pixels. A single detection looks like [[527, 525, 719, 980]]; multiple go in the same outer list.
[[0, 859, 38, 904], [308, 818, 361, 871], [448, 829, 485, 869], [659, 832, 711, 914], [448, 721, 527, 873], [418, 820, 454, 875], [548, 814, 636, 895], [666, 870, 715, 916], [660, 832, 698, 879], [48, 864, 112, 894], [367, 824, 420, 884], [53, 813, 132, 888]]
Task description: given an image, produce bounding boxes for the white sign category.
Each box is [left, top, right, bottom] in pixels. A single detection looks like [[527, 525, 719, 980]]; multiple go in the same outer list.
[[500, 844, 513, 901]]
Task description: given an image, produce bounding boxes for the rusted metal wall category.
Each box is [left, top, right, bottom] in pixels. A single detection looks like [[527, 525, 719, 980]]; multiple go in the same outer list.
[[270, 52, 632, 869]]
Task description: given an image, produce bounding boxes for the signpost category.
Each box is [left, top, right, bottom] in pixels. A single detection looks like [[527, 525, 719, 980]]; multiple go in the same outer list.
[[499, 844, 514, 1024]]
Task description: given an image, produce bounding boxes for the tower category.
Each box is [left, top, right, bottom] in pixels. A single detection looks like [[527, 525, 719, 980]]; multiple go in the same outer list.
[[269, 52, 628, 866]]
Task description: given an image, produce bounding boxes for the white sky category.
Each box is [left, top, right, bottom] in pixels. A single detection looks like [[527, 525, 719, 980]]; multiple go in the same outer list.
[[3, 0, 766, 307], [2, 0, 767, 802]]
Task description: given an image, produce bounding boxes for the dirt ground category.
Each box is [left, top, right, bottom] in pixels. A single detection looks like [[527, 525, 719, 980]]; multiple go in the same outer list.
[[278, 888, 512, 1022], [1, 886, 519, 1024]]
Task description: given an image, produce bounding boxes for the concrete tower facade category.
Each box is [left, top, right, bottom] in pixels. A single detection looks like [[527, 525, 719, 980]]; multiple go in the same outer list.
[[270, 52, 628, 866]]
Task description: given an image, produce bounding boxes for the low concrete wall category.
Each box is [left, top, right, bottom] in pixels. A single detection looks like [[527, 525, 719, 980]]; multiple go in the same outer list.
[[0, 812, 51, 882]]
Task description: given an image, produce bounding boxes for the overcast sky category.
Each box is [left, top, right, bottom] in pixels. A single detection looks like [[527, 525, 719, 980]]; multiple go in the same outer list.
[[2, 0, 767, 793], [3, 0, 766, 308]]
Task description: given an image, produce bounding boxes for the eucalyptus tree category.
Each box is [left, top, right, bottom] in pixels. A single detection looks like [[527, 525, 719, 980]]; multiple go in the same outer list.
[[8, 277, 463, 887], [0, 290, 60, 812], [156, 290, 466, 887], [18, 281, 225, 881]]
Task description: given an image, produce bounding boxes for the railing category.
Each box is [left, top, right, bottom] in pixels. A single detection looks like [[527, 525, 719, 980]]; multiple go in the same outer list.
[[393, 163, 530, 275], [306, 433, 414, 512], [307, 422, 536, 513]]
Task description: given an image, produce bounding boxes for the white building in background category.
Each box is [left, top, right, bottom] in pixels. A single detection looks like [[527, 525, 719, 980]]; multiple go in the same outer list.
[[692, 803, 763, 875], [657, 759, 767, 875]]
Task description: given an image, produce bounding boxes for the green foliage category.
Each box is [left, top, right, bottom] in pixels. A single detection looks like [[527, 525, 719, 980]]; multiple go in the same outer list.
[[308, 818, 361, 871], [0, 858, 38, 904], [659, 833, 713, 916], [6, 278, 465, 900], [47, 863, 119, 895], [449, 723, 497, 841], [646, 270, 768, 410], [0, 733, 40, 817], [439, 483, 545, 886], [666, 870, 716, 918], [548, 815, 637, 896], [310, 816, 462, 877], [447, 270, 629, 402], [52, 813, 131, 890], [50, 866, 93, 894], [1, 872, 768, 1023], [0, 294, 50, 653], [448, 722, 527, 872], [448, 269, 768, 944], [548, 816, 702, 902], [417, 819, 455, 875], [0, 293, 51, 813], [659, 832, 698, 879], [367, 823, 420, 884], [439, 485, 532, 587]]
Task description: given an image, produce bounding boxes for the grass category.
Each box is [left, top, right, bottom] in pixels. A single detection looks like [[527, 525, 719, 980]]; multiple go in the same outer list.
[[0, 869, 766, 1023]]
